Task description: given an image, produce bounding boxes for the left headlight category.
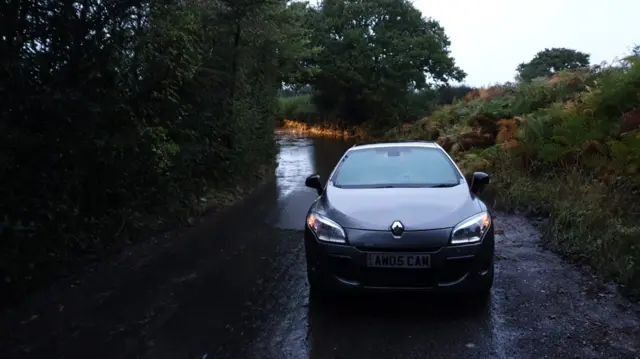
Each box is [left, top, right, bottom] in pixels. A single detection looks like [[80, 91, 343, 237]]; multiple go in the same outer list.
[[450, 212, 491, 245], [306, 213, 347, 244]]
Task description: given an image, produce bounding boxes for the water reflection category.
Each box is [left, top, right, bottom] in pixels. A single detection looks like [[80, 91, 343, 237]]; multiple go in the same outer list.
[[271, 133, 354, 229], [276, 134, 316, 199], [275, 132, 354, 198], [307, 135, 356, 180]]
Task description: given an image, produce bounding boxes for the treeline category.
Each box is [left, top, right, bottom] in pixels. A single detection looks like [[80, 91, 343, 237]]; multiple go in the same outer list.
[[0, 0, 303, 303], [274, 0, 468, 132], [277, 0, 637, 135], [278, 84, 474, 131]]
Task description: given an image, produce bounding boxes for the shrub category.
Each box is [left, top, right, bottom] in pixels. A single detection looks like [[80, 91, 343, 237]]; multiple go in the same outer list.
[[388, 59, 640, 297], [0, 0, 288, 305]]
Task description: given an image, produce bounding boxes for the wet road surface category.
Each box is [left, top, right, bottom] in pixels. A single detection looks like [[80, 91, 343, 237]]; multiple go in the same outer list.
[[1, 132, 639, 359]]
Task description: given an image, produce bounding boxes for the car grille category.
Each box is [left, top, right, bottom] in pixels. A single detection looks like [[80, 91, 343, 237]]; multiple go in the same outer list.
[[354, 246, 441, 253], [327, 255, 476, 288], [358, 268, 438, 288]]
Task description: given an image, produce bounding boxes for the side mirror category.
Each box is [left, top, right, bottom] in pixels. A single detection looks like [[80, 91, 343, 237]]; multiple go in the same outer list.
[[305, 174, 323, 195], [470, 171, 490, 195]]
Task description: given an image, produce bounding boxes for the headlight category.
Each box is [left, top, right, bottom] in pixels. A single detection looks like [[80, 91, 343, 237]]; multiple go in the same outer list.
[[306, 213, 347, 244], [450, 212, 491, 245]]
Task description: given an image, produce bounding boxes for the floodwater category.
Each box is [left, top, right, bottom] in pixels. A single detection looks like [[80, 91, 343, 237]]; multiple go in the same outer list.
[[1, 132, 638, 359]]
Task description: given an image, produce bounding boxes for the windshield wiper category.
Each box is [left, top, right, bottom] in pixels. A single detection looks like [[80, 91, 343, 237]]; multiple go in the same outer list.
[[366, 183, 459, 189], [428, 183, 459, 188]]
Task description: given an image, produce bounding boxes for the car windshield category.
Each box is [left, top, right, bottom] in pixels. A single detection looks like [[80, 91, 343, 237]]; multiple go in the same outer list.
[[331, 146, 463, 188]]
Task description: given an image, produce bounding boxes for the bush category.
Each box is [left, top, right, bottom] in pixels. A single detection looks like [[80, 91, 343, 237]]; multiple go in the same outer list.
[[0, 0, 289, 305], [387, 59, 640, 297], [277, 95, 319, 123]]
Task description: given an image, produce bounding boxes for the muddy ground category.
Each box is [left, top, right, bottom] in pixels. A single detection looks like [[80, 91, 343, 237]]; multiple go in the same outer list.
[[1, 134, 638, 359]]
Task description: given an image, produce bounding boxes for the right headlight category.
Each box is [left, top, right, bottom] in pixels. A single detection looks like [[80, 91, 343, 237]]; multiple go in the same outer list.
[[306, 212, 347, 244], [450, 212, 491, 245]]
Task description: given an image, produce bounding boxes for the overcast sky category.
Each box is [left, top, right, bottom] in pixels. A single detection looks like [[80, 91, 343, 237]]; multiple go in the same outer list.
[[412, 0, 639, 86]]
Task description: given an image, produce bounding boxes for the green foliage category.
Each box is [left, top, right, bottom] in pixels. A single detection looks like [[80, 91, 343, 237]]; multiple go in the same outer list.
[[517, 47, 591, 82], [387, 57, 640, 297], [286, 0, 465, 129], [277, 94, 319, 123], [0, 0, 301, 303], [485, 168, 640, 298]]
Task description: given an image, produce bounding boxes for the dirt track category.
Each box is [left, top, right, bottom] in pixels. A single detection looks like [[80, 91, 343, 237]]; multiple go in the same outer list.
[[1, 134, 638, 359]]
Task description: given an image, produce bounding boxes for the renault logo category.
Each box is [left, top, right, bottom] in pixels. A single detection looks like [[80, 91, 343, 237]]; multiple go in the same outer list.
[[390, 220, 404, 236]]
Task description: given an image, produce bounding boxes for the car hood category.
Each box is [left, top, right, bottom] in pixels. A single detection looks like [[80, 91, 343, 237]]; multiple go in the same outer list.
[[320, 184, 482, 231]]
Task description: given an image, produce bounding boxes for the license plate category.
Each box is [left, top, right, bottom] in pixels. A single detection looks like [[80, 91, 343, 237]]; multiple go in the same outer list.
[[366, 253, 431, 268]]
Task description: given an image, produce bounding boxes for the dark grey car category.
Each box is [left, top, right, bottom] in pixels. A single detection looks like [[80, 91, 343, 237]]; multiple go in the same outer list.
[[303, 141, 494, 299]]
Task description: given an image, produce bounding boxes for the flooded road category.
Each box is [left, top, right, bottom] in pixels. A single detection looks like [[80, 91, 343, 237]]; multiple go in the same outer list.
[[2, 133, 639, 359]]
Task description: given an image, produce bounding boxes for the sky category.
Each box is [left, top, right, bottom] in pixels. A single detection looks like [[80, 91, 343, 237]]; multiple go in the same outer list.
[[411, 0, 639, 87]]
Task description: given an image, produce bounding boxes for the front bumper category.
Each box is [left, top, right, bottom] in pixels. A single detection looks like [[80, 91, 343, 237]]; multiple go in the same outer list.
[[304, 225, 494, 293]]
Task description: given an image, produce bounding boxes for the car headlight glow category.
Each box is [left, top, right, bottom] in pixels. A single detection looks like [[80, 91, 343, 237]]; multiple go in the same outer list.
[[450, 212, 491, 245], [306, 213, 347, 244]]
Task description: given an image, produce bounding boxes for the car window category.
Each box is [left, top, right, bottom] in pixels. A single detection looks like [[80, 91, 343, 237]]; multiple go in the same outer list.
[[331, 146, 462, 188]]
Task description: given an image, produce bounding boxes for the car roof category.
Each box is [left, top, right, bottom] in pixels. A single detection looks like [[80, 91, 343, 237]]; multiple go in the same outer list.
[[347, 141, 441, 152]]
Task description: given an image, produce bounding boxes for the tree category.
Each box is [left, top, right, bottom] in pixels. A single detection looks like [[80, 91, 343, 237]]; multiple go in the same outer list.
[[0, 0, 305, 303], [516, 48, 591, 82], [304, 0, 465, 127], [273, 1, 323, 86]]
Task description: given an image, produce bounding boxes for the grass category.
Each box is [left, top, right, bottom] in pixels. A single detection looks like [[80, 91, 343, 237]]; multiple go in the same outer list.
[[277, 95, 318, 123], [480, 156, 639, 297]]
